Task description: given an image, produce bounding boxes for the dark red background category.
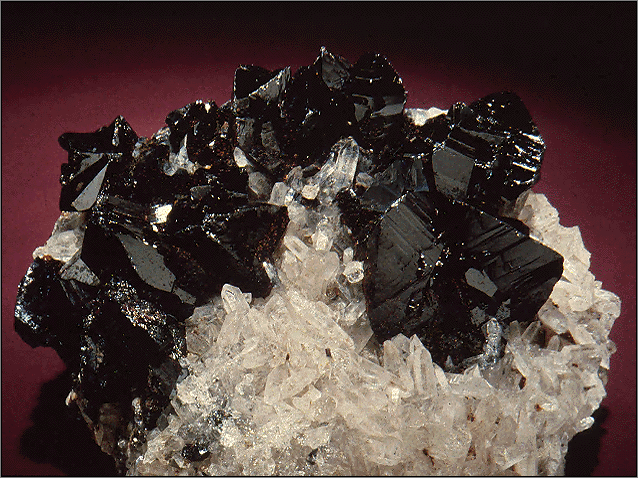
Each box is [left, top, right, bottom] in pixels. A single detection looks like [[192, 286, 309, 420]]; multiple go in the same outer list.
[[2, 3, 635, 476]]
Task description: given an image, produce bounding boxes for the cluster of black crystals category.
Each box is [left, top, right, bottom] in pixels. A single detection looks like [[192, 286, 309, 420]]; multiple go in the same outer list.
[[338, 88, 564, 366], [15, 47, 563, 470]]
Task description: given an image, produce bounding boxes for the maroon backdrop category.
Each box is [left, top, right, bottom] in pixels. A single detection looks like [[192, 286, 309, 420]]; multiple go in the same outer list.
[[2, 4, 635, 476]]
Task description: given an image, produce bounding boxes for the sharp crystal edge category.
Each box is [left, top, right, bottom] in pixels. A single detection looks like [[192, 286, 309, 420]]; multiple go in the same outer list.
[[14, 48, 619, 476]]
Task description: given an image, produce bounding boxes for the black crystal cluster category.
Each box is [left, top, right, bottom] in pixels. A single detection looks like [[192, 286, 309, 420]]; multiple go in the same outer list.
[[15, 99, 289, 467], [15, 48, 563, 467], [337, 89, 563, 367], [232, 48, 407, 177]]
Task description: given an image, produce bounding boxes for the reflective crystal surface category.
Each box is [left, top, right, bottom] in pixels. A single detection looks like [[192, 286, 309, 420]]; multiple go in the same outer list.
[[430, 92, 546, 213], [358, 191, 563, 367]]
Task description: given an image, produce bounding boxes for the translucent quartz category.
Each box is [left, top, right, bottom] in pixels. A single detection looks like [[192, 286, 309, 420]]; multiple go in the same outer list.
[[133, 191, 620, 476]]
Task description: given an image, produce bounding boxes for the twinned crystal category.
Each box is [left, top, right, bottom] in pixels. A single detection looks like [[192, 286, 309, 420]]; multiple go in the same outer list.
[[353, 190, 563, 368], [15, 49, 619, 475]]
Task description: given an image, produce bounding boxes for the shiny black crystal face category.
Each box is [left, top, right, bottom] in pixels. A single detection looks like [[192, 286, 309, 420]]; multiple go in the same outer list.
[[350, 191, 563, 367], [56, 103, 289, 306], [431, 92, 546, 212], [15, 48, 563, 463], [233, 47, 407, 176]]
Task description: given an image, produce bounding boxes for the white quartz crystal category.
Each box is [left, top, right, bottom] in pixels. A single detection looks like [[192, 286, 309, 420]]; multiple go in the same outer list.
[[33, 211, 87, 263], [405, 107, 448, 126], [33, 211, 101, 286], [303, 137, 361, 205], [164, 135, 199, 176]]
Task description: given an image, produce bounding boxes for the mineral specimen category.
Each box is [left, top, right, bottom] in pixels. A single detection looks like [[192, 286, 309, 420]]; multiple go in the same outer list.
[[15, 48, 620, 476], [335, 84, 563, 369], [430, 91, 546, 212]]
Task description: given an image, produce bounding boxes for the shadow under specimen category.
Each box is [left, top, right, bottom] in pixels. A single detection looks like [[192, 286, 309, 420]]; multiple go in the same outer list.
[[565, 406, 609, 476], [20, 368, 118, 476]]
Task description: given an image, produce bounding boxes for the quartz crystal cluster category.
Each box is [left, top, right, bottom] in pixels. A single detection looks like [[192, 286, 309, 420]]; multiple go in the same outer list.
[[15, 48, 620, 476]]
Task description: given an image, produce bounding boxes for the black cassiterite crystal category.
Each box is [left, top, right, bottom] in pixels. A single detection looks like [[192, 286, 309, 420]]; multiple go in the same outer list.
[[15, 48, 564, 469], [279, 60, 355, 162], [59, 115, 138, 211], [357, 190, 563, 367], [233, 64, 291, 176], [232, 47, 407, 180], [345, 51, 407, 151], [15, 257, 85, 367], [430, 91, 546, 214], [338, 83, 559, 368]]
